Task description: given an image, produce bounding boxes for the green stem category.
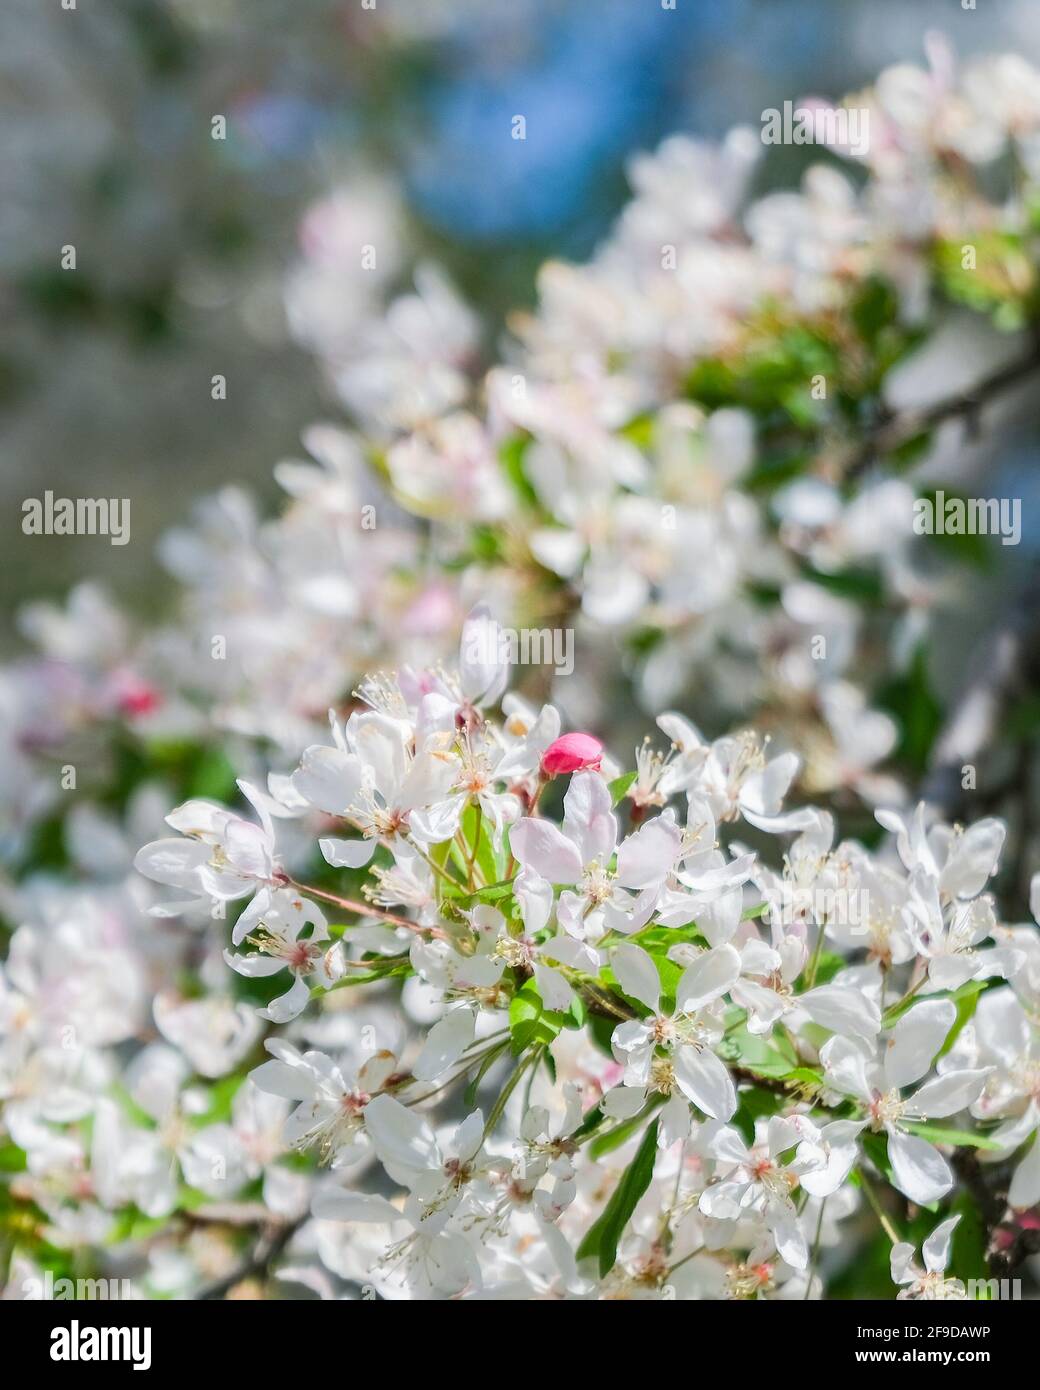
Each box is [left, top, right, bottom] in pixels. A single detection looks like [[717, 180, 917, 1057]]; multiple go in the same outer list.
[[858, 1168, 902, 1246], [482, 1049, 540, 1142], [409, 841, 467, 893], [805, 921, 827, 990], [465, 803, 483, 890], [803, 1197, 826, 1299], [881, 969, 926, 1026]]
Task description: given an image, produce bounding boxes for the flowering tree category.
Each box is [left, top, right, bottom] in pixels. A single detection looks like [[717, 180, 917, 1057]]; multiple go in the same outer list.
[[3, 42, 1040, 1301]]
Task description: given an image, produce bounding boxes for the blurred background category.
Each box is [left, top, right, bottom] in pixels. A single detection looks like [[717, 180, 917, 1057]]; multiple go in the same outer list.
[[4, 0, 1040, 642]]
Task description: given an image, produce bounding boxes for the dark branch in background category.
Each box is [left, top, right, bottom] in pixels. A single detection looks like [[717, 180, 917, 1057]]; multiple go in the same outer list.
[[919, 562, 1040, 821], [845, 346, 1040, 483], [850, 348, 1040, 1279], [199, 1214, 305, 1301]]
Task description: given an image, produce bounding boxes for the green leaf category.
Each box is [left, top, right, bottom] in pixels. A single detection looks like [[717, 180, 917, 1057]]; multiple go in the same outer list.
[[0, 1143, 27, 1172], [452, 879, 515, 908], [457, 802, 504, 889], [587, 1010, 617, 1058], [317, 958, 411, 996], [192, 1074, 244, 1128], [499, 435, 540, 509], [876, 643, 944, 775], [851, 277, 900, 345], [719, 1023, 798, 1079], [571, 1103, 605, 1141], [861, 1131, 894, 1183], [577, 1120, 659, 1277], [916, 488, 995, 571], [935, 982, 984, 1059], [626, 922, 704, 952], [949, 1190, 991, 1293], [798, 951, 846, 989], [589, 1098, 664, 1159], [733, 1086, 784, 1145], [508, 981, 564, 1054], [902, 1123, 1003, 1152], [427, 838, 466, 903], [883, 978, 988, 1030], [608, 772, 637, 806]]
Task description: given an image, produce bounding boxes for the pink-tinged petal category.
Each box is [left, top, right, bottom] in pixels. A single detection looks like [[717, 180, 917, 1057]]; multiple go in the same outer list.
[[739, 752, 799, 819], [538, 934, 601, 974], [134, 837, 209, 889], [730, 978, 786, 1035], [698, 1179, 749, 1221], [884, 1000, 956, 1090], [515, 868, 554, 935], [409, 796, 466, 846], [222, 948, 286, 979], [1009, 1134, 1040, 1209], [533, 962, 574, 1013], [165, 800, 232, 839], [562, 770, 617, 867], [601, 1085, 648, 1121], [250, 1059, 316, 1102], [890, 1241, 917, 1285], [911, 1068, 992, 1119], [770, 1204, 808, 1271], [615, 813, 682, 889], [673, 1047, 736, 1121], [312, 1190, 403, 1224], [319, 836, 376, 869], [541, 732, 604, 777], [459, 603, 510, 706], [363, 1094, 439, 1177], [224, 819, 274, 878], [925, 954, 977, 993], [801, 985, 880, 1042], [260, 973, 312, 1024], [819, 1035, 874, 1103], [357, 1050, 398, 1093], [709, 1125, 752, 1165], [412, 1009, 475, 1082], [610, 942, 661, 1014], [887, 1129, 953, 1205], [509, 818, 583, 884], [675, 945, 741, 1013], [938, 818, 1005, 899], [922, 1215, 960, 1274]]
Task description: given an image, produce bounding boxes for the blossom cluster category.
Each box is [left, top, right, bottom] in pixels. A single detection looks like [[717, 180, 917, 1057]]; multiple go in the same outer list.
[[2, 42, 1040, 1301], [123, 610, 1036, 1298]]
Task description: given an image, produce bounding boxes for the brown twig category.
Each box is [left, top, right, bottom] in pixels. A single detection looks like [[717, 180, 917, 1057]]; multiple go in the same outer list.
[[845, 347, 1040, 482], [282, 874, 449, 941], [199, 1214, 306, 1300], [919, 562, 1040, 821]]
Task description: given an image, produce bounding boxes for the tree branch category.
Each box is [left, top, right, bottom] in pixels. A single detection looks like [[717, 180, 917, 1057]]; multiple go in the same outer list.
[[920, 562, 1040, 820], [846, 347, 1040, 482], [198, 1214, 306, 1300]]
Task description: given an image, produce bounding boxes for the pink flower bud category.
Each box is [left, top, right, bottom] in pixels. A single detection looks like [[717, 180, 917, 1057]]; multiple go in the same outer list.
[[113, 673, 162, 718], [540, 732, 604, 777]]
